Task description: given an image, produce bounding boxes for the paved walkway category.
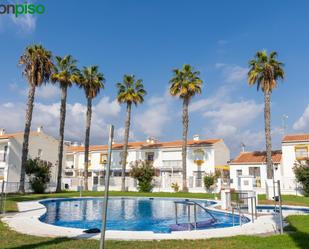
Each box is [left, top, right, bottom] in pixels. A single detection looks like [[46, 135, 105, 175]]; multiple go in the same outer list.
[[0, 198, 288, 240]]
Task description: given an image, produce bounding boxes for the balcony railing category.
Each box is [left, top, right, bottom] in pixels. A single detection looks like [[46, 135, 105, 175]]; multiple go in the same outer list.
[[161, 160, 182, 171]]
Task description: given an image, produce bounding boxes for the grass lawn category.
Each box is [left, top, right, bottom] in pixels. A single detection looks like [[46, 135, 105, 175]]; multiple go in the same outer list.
[[2, 191, 219, 213], [258, 194, 309, 207], [2, 191, 309, 213], [1, 192, 309, 248], [0, 216, 309, 248]]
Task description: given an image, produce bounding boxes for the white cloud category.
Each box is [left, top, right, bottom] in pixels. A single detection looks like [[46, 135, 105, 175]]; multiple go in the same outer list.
[[36, 85, 60, 100], [10, 14, 36, 34], [217, 40, 229, 45], [190, 69, 266, 156], [203, 100, 263, 128], [10, 84, 59, 100], [0, 97, 123, 144], [219, 64, 248, 83], [134, 95, 172, 138], [95, 97, 121, 117], [293, 105, 309, 131]]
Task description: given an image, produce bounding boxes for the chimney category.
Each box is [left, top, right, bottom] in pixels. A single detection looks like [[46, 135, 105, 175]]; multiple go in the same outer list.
[[193, 134, 200, 141], [241, 142, 246, 152], [146, 137, 156, 144], [72, 142, 79, 147], [37, 126, 43, 133], [0, 128, 5, 135]]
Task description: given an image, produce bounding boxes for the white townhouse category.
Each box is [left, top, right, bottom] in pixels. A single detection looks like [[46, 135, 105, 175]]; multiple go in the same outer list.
[[64, 135, 230, 192], [229, 133, 309, 195], [229, 150, 282, 193], [281, 134, 309, 192], [0, 127, 61, 192]]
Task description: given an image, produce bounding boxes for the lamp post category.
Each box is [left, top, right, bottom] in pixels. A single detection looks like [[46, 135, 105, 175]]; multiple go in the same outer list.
[[99, 125, 114, 249]]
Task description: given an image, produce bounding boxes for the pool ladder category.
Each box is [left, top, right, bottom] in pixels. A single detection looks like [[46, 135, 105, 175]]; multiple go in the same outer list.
[[174, 200, 217, 231]]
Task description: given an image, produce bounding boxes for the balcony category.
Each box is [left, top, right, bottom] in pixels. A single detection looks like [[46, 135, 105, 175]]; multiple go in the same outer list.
[[161, 160, 182, 172]]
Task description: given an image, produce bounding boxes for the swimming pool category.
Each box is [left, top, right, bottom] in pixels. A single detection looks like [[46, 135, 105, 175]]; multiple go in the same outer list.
[[257, 205, 309, 214], [39, 198, 249, 233]]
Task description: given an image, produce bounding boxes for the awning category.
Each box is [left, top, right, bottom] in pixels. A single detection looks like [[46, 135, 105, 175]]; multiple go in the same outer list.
[[215, 165, 230, 170]]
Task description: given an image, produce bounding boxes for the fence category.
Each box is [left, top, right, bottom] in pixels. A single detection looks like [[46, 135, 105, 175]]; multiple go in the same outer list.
[[0, 180, 57, 194]]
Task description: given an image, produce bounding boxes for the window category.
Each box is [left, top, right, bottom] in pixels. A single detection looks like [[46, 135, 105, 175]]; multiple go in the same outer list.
[[93, 176, 98, 185], [295, 146, 308, 159], [249, 167, 260, 177], [249, 167, 261, 187], [65, 171, 73, 177], [236, 169, 242, 177], [99, 176, 104, 185], [0, 146, 8, 162], [100, 153, 108, 164], [146, 152, 154, 161], [0, 168, 4, 177]]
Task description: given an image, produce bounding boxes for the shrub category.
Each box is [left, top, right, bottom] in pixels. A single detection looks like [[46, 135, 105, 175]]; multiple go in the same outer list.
[[130, 160, 155, 192], [203, 173, 217, 192], [25, 158, 52, 194], [171, 182, 180, 192], [294, 160, 309, 196]]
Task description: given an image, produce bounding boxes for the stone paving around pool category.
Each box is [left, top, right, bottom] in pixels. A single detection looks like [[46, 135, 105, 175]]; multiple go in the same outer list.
[[1, 198, 299, 240]]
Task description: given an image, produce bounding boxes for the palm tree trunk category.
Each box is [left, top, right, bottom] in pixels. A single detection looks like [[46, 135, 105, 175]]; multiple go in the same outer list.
[[19, 85, 36, 193], [84, 97, 92, 191], [56, 85, 67, 193], [264, 90, 273, 180], [182, 97, 189, 192], [121, 103, 131, 192]]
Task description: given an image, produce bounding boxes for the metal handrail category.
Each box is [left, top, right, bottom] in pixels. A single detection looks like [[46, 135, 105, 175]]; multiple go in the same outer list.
[[188, 200, 217, 221], [174, 200, 217, 231]]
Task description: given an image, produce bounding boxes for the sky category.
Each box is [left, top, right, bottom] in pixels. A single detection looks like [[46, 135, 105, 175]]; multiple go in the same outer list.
[[1, 0, 309, 157]]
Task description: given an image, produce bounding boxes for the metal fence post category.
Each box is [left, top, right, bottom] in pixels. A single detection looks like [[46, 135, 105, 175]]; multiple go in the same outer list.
[[0, 180, 4, 214], [278, 180, 284, 234], [99, 125, 114, 249]]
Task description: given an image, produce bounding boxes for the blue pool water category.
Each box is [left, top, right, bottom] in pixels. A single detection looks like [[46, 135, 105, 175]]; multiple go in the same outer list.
[[257, 205, 309, 214], [39, 198, 249, 233]]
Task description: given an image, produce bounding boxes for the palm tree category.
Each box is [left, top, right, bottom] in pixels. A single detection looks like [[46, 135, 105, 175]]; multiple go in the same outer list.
[[248, 50, 284, 182], [169, 64, 203, 192], [51, 55, 80, 193], [79, 66, 105, 191], [18, 44, 54, 193], [116, 75, 146, 191]]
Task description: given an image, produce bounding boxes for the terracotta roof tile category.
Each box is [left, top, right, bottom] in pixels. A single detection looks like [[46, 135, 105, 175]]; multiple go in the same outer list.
[[67, 139, 221, 152], [282, 134, 309, 143], [230, 150, 282, 164], [0, 131, 39, 140]]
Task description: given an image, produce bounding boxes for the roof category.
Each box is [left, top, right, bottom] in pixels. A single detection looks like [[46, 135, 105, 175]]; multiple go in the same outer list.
[[230, 150, 282, 165], [67, 139, 222, 153], [0, 131, 41, 140], [282, 134, 309, 143], [0, 132, 25, 139]]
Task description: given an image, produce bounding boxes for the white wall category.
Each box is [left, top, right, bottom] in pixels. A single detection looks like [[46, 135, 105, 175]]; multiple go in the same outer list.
[[214, 140, 230, 168], [65, 141, 231, 192], [5, 132, 61, 185]]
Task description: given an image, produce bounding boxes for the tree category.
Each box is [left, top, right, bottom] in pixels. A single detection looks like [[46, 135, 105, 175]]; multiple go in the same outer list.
[[294, 160, 309, 196], [203, 173, 217, 193], [18, 44, 54, 193], [130, 160, 155, 192], [248, 51, 284, 180], [79, 66, 105, 191], [116, 75, 146, 191], [51, 55, 80, 193], [25, 158, 52, 194], [169, 64, 203, 191]]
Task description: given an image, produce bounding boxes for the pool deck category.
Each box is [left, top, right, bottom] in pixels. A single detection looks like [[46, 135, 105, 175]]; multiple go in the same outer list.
[[1, 197, 305, 240]]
